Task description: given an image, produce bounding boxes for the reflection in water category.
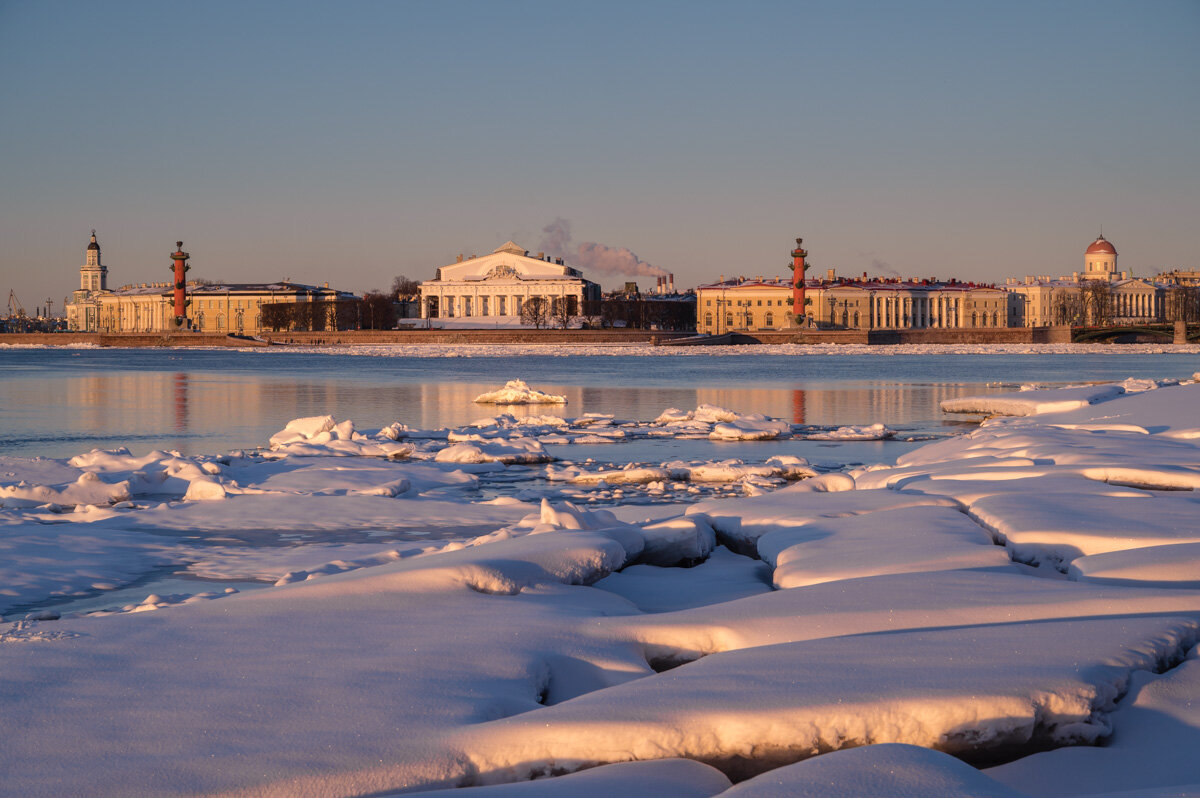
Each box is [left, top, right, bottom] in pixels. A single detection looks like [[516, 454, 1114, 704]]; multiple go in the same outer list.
[[173, 373, 188, 434], [0, 371, 995, 460], [5, 348, 1193, 459]]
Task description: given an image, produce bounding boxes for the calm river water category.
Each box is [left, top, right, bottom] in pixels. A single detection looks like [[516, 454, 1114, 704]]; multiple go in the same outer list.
[[3, 346, 1198, 463]]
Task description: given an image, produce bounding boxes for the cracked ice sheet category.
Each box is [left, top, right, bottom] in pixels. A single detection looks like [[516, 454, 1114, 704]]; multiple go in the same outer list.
[[1069, 543, 1200, 589], [756, 505, 1012, 589], [986, 646, 1200, 797], [970, 492, 1200, 566], [456, 615, 1200, 783], [225, 457, 480, 496], [605, 570, 1200, 664], [0, 518, 175, 615], [941, 383, 1127, 417], [686, 486, 959, 555], [1025, 381, 1200, 440], [723, 744, 1029, 797], [0, 528, 653, 798], [104, 492, 537, 540], [593, 545, 772, 614]]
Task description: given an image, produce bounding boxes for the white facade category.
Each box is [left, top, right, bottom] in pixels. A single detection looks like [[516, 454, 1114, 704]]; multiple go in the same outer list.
[[419, 241, 600, 320]]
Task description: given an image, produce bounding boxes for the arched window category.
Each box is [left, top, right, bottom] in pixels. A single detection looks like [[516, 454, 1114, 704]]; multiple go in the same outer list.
[[726, 313, 733, 328], [216, 313, 225, 330], [992, 311, 999, 327], [764, 312, 774, 327], [971, 311, 978, 327], [841, 309, 849, 327], [704, 312, 713, 328], [853, 311, 860, 328]]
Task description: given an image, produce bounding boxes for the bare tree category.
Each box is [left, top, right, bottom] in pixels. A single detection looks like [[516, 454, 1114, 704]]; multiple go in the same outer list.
[[520, 296, 550, 329], [391, 275, 420, 299], [1165, 286, 1200, 323], [1051, 287, 1084, 326], [359, 291, 398, 329], [552, 296, 578, 329], [579, 299, 604, 329], [1080, 280, 1114, 326]]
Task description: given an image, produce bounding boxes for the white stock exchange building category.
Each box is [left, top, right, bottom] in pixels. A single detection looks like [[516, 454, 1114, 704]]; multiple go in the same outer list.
[[418, 241, 601, 321]]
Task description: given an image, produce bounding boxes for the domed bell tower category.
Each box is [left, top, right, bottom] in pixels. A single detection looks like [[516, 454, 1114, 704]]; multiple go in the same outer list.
[[80, 229, 108, 292]]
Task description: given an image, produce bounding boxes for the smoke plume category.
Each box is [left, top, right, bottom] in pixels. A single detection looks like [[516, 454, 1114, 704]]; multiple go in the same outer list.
[[538, 218, 667, 278], [865, 255, 901, 277]]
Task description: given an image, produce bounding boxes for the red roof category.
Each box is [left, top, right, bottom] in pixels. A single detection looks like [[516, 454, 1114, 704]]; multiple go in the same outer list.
[[1085, 236, 1117, 256]]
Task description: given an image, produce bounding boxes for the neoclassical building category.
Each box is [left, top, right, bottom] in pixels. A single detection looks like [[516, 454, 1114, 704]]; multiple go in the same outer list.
[[419, 241, 600, 320], [65, 231, 355, 333], [1006, 234, 1166, 326], [695, 272, 1009, 334]]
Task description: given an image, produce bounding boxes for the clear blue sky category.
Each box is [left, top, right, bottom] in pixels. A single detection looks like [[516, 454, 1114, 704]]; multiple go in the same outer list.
[[2, 0, 1197, 311]]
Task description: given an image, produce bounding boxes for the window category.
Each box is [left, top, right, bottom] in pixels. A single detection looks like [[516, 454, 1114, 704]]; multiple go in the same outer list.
[[726, 314, 733, 327], [764, 312, 774, 327], [757, 300, 762, 306], [704, 312, 713, 327]]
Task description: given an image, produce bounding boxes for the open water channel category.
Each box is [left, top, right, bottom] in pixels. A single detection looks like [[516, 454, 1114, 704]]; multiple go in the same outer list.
[[2, 345, 1198, 467]]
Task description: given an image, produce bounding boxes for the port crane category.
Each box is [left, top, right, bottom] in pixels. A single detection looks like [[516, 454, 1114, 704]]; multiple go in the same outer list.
[[8, 289, 27, 317]]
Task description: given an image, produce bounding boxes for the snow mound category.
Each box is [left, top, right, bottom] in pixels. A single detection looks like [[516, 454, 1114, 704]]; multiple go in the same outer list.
[[724, 744, 1028, 797], [803, 423, 894, 441], [473, 380, 567, 405], [435, 438, 552, 464], [269, 415, 415, 458]]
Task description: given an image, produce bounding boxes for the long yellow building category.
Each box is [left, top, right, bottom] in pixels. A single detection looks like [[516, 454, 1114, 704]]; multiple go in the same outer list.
[[696, 272, 1009, 333], [66, 232, 354, 334]]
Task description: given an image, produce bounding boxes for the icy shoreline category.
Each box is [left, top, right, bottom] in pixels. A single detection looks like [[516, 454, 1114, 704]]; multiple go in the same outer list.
[[3, 379, 1200, 796], [4, 341, 1200, 357]]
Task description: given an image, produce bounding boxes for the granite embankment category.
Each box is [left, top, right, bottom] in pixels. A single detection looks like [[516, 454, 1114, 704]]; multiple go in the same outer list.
[[1, 326, 1072, 347]]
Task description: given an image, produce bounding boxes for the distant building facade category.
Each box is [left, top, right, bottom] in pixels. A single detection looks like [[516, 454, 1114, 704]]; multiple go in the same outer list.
[[1005, 235, 1167, 326], [65, 231, 355, 333], [419, 241, 601, 320], [695, 271, 1008, 334]]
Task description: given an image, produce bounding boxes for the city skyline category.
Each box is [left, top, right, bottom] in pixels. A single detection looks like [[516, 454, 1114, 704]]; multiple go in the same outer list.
[[2, 1, 1198, 310]]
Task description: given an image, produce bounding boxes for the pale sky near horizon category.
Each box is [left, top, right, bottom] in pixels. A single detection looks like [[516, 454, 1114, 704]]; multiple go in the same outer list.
[[1, 0, 1197, 312]]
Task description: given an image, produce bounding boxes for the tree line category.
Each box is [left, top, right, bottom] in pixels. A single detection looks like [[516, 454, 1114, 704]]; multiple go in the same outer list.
[[259, 292, 398, 332], [1051, 281, 1200, 326]]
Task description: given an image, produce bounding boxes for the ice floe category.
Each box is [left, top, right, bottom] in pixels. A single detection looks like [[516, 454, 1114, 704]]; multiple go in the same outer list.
[[473, 379, 567, 405]]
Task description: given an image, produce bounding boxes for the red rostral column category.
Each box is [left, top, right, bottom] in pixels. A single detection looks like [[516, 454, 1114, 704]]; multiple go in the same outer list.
[[170, 241, 190, 328], [790, 237, 808, 317]]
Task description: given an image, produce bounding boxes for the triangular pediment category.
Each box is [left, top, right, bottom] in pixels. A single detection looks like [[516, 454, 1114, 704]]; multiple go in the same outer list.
[[493, 241, 526, 256]]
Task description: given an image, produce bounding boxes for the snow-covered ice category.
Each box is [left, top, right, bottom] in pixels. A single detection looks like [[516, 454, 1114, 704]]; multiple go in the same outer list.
[[2, 377, 1200, 795], [473, 379, 568, 405]]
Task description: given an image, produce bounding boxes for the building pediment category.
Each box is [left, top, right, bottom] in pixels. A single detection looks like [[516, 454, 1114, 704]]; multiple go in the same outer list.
[[485, 264, 521, 280]]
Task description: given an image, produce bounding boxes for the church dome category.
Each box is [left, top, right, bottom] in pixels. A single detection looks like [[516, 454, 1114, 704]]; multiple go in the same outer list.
[[87, 230, 100, 251], [1085, 235, 1116, 256]]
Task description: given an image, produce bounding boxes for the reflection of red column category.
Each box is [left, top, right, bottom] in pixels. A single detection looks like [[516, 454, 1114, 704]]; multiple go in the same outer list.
[[790, 237, 808, 317], [170, 242, 190, 327], [173, 373, 188, 432], [791, 388, 806, 424]]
